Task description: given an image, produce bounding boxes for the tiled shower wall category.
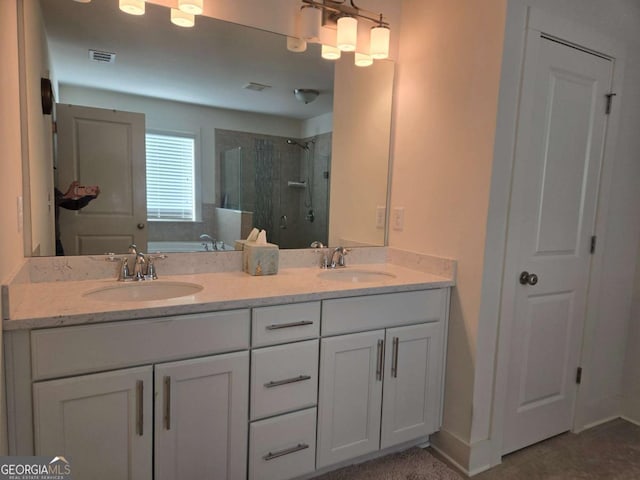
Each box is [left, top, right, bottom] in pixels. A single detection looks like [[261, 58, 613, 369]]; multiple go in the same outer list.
[[216, 128, 331, 249]]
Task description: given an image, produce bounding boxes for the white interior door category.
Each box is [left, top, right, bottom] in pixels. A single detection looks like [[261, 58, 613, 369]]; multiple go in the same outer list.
[[56, 103, 146, 255], [502, 34, 613, 454]]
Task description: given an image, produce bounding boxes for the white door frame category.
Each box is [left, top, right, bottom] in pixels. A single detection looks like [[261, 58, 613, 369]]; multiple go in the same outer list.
[[486, 5, 626, 469]]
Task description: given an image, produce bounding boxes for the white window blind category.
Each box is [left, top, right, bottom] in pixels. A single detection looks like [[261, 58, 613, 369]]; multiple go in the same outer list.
[[146, 133, 195, 221]]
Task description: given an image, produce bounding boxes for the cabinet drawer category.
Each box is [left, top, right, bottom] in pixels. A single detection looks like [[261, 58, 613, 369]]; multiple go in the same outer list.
[[252, 302, 320, 347], [251, 340, 318, 420], [249, 408, 317, 480], [322, 289, 445, 335], [31, 309, 250, 380]]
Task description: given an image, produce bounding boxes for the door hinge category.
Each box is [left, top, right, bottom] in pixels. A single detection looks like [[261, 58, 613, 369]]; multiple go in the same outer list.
[[52, 121, 57, 134], [576, 367, 583, 384], [605, 93, 617, 115], [590, 235, 597, 254]]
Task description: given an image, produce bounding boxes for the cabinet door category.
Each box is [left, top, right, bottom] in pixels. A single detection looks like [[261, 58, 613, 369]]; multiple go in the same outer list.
[[316, 330, 384, 469], [33, 366, 153, 480], [155, 351, 249, 480], [381, 322, 443, 449]]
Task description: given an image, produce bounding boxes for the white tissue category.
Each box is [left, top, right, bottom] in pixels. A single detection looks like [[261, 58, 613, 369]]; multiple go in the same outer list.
[[247, 228, 260, 242], [256, 230, 267, 245]]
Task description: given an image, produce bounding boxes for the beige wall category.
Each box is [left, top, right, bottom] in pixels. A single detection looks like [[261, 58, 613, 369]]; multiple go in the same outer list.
[[22, 0, 55, 256], [0, 0, 25, 454], [329, 59, 393, 247], [389, 0, 506, 447]]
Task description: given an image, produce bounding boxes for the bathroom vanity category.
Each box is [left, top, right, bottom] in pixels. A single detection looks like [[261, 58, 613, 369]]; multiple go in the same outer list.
[[2, 250, 454, 480]]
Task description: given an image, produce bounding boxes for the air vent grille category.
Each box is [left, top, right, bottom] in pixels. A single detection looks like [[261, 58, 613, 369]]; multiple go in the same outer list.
[[89, 49, 116, 63], [244, 82, 271, 92]]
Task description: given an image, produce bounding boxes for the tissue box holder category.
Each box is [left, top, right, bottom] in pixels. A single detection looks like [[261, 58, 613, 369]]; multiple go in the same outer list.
[[243, 242, 279, 276]]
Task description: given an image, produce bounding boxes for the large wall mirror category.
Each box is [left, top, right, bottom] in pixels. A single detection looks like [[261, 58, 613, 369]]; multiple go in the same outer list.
[[20, 0, 395, 256]]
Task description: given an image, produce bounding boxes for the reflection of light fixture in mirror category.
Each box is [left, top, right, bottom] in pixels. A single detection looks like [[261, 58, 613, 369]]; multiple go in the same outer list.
[[73, 0, 91, 3], [321, 44, 341, 60], [370, 23, 390, 59], [300, 5, 321, 39], [294, 89, 319, 104], [287, 37, 307, 53], [337, 16, 357, 51], [178, 0, 203, 15], [119, 0, 145, 15], [355, 52, 373, 67], [171, 8, 195, 27]]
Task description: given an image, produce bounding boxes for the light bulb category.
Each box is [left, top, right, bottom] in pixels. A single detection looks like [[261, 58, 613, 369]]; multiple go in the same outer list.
[[321, 44, 341, 60], [355, 52, 373, 67], [178, 0, 203, 15], [337, 16, 357, 52], [171, 8, 195, 27], [119, 0, 145, 15], [370, 25, 390, 59]]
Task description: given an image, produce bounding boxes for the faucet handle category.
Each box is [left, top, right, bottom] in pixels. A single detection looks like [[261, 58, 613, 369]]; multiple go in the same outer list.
[[146, 254, 167, 280], [128, 244, 139, 255]]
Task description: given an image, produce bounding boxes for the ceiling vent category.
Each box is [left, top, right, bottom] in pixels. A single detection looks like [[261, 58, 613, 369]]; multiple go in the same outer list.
[[243, 82, 271, 92], [89, 49, 116, 63]]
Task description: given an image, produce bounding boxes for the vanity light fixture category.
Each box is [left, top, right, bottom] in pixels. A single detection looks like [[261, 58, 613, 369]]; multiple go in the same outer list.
[[171, 8, 195, 27], [299, 0, 390, 62], [300, 5, 322, 39], [321, 44, 341, 60], [178, 0, 203, 16], [336, 15, 357, 51], [370, 17, 390, 59], [354, 52, 373, 67], [287, 36, 308, 53], [73, 0, 92, 3], [119, 0, 145, 15]]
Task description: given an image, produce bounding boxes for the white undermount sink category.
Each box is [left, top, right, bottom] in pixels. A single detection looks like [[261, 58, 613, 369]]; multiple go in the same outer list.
[[317, 269, 397, 283], [83, 281, 203, 302]]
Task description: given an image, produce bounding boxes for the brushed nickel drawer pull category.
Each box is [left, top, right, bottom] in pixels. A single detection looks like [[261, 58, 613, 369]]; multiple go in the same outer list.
[[266, 320, 314, 330], [263, 443, 309, 461], [164, 376, 171, 430], [391, 337, 399, 378], [264, 375, 312, 388], [136, 380, 144, 436], [376, 339, 384, 381]]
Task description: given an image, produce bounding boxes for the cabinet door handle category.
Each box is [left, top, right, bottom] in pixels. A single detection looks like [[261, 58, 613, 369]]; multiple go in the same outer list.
[[376, 339, 384, 381], [263, 443, 309, 461], [136, 380, 144, 436], [391, 337, 399, 378], [264, 375, 312, 388], [266, 320, 314, 330], [164, 376, 171, 431]]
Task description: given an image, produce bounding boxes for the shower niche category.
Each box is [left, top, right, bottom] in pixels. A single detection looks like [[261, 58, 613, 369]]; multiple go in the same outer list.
[[216, 128, 331, 249]]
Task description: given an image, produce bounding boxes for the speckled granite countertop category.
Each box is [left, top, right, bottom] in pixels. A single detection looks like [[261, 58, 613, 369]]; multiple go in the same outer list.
[[2, 248, 455, 331]]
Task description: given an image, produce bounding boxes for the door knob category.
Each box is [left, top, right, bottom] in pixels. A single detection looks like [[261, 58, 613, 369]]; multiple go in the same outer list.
[[137, 223, 145, 230], [519, 271, 539, 286]]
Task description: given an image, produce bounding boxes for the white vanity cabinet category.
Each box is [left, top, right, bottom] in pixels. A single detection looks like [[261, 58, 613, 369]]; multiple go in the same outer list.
[[12, 309, 251, 480], [316, 289, 448, 469]]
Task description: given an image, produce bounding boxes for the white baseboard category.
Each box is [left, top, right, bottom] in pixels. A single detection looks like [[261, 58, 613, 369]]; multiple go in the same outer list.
[[577, 415, 622, 432], [430, 429, 494, 476], [621, 415, 640, 427]]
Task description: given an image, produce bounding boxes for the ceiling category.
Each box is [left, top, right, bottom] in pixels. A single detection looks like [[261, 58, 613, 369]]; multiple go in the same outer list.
[[40, 0, 335, 120]]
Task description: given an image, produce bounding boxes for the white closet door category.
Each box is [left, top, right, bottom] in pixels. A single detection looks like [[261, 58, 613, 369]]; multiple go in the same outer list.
[[154, 351, 249, 480], [502, 33, 613, 454], [33, 366, 153, 480]]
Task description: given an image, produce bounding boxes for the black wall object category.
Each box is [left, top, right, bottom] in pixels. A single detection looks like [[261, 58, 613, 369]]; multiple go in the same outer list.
[[41, 78, 53, 115]]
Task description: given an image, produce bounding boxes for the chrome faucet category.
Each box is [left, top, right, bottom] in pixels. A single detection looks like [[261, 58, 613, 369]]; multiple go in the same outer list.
[[329, 246, 350, 268], [200, 234, 216, 251], [107, 247, 166, 281]]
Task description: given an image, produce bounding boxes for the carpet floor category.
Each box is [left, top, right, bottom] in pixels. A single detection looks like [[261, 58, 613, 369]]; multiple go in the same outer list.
[[313, 418, 640, 479]]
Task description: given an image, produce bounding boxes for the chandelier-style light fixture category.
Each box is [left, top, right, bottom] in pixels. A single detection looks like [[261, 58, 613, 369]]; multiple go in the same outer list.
[[295, 0, 391, 67], [119, 0, 145, 15]]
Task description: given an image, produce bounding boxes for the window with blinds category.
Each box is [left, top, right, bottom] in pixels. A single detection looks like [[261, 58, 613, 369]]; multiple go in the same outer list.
[[146, 133, 196, 221]]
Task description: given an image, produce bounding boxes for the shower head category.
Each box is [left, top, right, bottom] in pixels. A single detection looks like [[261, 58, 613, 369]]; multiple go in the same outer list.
[[286, 139, 309, 150]]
